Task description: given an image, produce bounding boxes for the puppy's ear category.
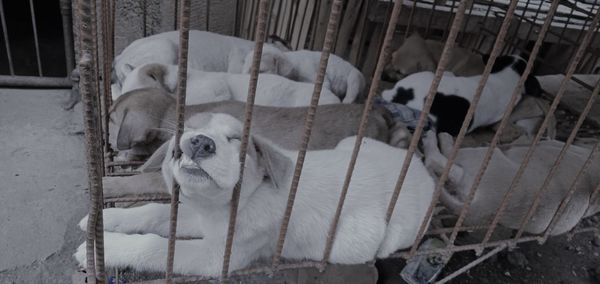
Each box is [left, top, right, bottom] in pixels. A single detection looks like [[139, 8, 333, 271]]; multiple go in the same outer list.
[[524, 75, 543, 97], [138, 141, 170, 173], [252, 135, 293, 189]]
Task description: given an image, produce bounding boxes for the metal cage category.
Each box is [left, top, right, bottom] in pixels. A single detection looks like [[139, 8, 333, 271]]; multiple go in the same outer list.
[[76, 0, 600, 283]]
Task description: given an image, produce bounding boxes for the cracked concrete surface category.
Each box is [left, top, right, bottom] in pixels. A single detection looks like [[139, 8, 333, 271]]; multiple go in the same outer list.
[[0, 89, 87, 283]]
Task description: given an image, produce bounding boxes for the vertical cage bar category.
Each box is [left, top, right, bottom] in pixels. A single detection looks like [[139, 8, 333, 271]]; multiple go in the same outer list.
[[206, 0, 210, 31], [77, 0, 106, 281], [101, 0, 113, 171], [503, 0, 531, 55], [0, 0, 14, 75], [319, 0, 404, 266], [404, 0, 417, 39], [271, 0, 344, 271], [513, 80, 600, 240], [481, 7, 600, 246], [522, 0, 544, 43], [589, 180, 600, 205], [425, 0, 520, 247], [28, 0, 43, 76], [443, 0, 458, 41], [424, 0, 439, 38], [165, 0, 191, 282], [221, 0, 270, 279], [60, 0, 75, 73], [543, 139, 600, 238], [387, 0, 469, 258]]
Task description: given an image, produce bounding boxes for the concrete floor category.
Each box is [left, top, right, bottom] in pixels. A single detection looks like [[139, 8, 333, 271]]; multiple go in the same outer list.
[[0, 89, 87, 283]]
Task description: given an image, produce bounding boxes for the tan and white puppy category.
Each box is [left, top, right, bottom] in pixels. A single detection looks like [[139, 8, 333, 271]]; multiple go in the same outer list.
[[118, 62, 341, 106], [108, 88, 408, 161], [76, 113, 434, 276], [383, 33, 485, 81], [422, 130, 600, 235]]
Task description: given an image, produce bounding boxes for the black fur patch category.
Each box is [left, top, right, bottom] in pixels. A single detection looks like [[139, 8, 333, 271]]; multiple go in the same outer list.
[[524, 75, 542, 97], [490, 56, 515, 74], [430, 92, 471, 136], [511, 57, 527, 75], [392, 87, 415, 105]]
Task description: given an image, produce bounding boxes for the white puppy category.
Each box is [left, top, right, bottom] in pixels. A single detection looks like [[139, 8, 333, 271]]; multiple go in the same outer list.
[[422, 130, 600, 235], [381, 55, 542, 136], [112, 30, 256, 97], [241, 45, 367, 104], [118, 63, 341, 106], [75, 113, 434, 276]]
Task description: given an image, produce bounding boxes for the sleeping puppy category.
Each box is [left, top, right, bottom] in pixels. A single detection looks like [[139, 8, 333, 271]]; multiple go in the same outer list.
[[118, 62, 341, 106], [109, 88, 409, 161], [112, 30, 274, 97], [381, 55, 542, 136], [240, 45, 367, 103], [422, 130, 600, 235], [75, 114, 435, 276], [383, 33, 485, 81]]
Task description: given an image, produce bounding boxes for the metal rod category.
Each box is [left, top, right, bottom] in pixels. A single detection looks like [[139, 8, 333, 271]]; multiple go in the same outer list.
[[383, 0, 468, 258], [513, 80, 600, 240], [504, 0, 531, 55], [271, 0, 344, 271], [206, 0, 210, 31], [481, 6, 600, 246], [440, 0, 520, 247], [0, 0, 14, 75], [60, 0, 75, 74], [404, 0, 418, 39], [221, 0, 270, 279], [435, 244, 508, 284], [101, 0, 113, 173], [165, 0, 191, 282], [319, 0, 404, 267], [28, 0, 43, 76], [0, 75, 72, 87]]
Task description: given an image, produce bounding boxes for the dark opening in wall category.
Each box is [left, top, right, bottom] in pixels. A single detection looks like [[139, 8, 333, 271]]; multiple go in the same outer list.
[[0, 0, 67, 77]]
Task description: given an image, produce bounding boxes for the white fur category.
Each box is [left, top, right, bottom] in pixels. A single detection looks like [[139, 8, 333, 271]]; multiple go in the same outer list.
[[75, 113, 435, 276], [241, 46, 366, 104], [381, 56, 525, 133], [118, 63, 341, 106], [112, 30, 256, 97]]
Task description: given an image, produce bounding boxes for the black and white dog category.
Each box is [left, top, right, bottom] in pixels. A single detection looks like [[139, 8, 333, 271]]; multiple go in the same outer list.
[[381, 55, 542, 135]]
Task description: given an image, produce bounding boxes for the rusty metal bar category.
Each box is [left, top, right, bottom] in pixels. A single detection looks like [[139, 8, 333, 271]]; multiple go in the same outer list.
[[435, 244, 508, 284], [206, 0, 210, 31], [0, 0, 14, 75], [590, 179, 600, 204], [77, 0, 106, 281], [28, 0, 43, 76], [542, 139, 600, 239], [101, 0, 113, 172], [458, 0, 477, 45], [103, 195, 171, 204], [513, 80, 600, 240], [383, 0, 469, 258], [165, 0, 191, 282], [221, 0, 270, 279], [481, 6, 600, 246], [432, 0, 520, 248], [271, 0, 343, 271], [60, 0, 75, 73], [555, 0, 576, 46], [0, 75, 72, 87], [443, 0, 458, 41], [503, 0, 531, 55], [474, 0, 495, 52], [320, 0, 404, 267], [522, 0, 544, 44]]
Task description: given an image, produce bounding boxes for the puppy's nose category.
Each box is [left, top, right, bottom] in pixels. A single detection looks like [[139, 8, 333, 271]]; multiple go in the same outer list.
[[190, 135, 216, 159]]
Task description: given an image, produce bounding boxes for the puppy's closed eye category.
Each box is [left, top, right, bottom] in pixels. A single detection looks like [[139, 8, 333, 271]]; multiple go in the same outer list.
[[227, 136, 241, 142]]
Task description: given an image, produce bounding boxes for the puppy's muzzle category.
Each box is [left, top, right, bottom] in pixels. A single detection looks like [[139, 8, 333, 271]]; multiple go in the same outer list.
[[189, 134, 216, 159]]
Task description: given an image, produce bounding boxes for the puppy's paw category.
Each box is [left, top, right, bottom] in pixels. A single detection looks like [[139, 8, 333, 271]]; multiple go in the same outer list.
[[74, 242, 87, 268], [421, 130, 438, 151]]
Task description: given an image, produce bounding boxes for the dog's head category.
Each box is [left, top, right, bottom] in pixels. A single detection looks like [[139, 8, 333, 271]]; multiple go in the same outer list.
[[108, 88, 174, 160], [148, 113, 293, 205], [383, 33, 437, 82], [241, 45, 294, 78]]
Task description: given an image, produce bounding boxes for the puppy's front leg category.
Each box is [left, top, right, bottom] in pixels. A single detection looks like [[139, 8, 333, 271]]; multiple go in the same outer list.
[[422, 131, 464, 187], [75, 232, 224, 277], [79, 203, 203, 239]]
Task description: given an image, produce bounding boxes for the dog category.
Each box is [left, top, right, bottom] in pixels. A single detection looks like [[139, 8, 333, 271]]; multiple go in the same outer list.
[[118, 63, 341, 106], [75, 113, 435, 276], [240, 45, 367, 103], [381, 55, 542, 136], [422, 130, 600, 235], [383, 33, 485, 81], [112, 30, 263, 97], [109, 88, 410, 161]]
